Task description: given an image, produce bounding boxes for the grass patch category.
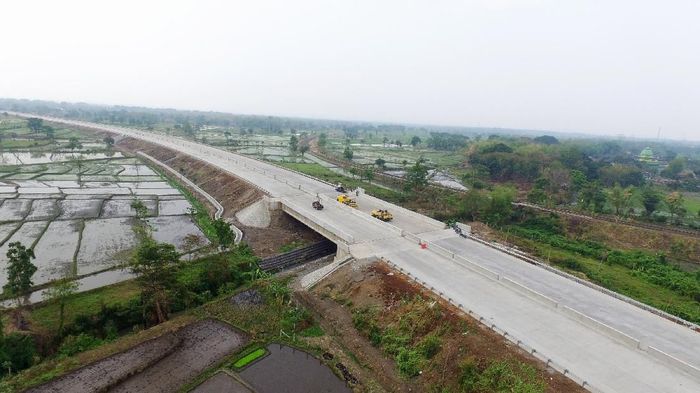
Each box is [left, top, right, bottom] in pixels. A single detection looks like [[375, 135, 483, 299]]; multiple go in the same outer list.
[[300, 324, 325, 337], [27, 280, 140, 331], [232, 347, 266, 368], [500, 220, 700, 323], [279, 240, 305, 253], [276, 161, 404, 203]]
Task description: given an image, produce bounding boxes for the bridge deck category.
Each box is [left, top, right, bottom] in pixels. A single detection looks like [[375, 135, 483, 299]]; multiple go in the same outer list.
[[14, 113, 700, 393]]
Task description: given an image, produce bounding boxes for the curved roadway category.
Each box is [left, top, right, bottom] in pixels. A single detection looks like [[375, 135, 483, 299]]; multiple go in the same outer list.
[[10, 112, 700, 393]]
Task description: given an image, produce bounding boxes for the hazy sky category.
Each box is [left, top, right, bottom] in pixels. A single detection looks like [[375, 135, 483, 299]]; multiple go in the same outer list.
[[2, 0, 699, 140]]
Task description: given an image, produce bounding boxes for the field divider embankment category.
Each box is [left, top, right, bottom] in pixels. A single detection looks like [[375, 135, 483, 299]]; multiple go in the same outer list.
[[383, 259, 603, 393], [135, 151, 242, 243]]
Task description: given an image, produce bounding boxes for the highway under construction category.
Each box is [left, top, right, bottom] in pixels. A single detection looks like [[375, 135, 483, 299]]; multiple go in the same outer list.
[[12, 112, 700, 393]]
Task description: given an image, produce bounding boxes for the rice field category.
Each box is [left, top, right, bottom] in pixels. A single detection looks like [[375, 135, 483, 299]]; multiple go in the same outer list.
[[0, 152, 209, 290]]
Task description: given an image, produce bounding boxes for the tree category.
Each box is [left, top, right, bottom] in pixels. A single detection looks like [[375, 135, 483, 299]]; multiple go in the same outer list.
[[182, 121, 195, 138], [533, 135, 559, 145], [43, 125, 55, 139], [640, 187, 662, 216], [26, 118, 43, 133], [375, 158, 386, 169], [131, 240, 179, 325], [289, 135, 299, 152], [364, 168, 375, 184], [131, 198, 152, 239], [224, 131, 232, 145], [67, 137, 82, 151], [666, 192, 687, 222], [103, 136, 115, 148], [404, 158, 429, 192], [3, 242, 37, 308], [343, 146, 354, 160], [410, 136, 422, 148], [213, 218, 235, 250], [318, 133, 328, 149], [580, 181, 606, 213], [382, 136, 389, 147], [608, 184, 634, 216], [43, 278, 79, 336], [661, 157, 686, 179], [299, 141, 310, 157], [182, 233, 205, 261], [483, 186, 516, 225]]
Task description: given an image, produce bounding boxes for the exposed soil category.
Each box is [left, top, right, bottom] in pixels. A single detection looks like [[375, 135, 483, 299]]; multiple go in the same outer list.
[[116, 137, 323, 258], [111, 319, 247, 393], [29, 319, 246, 393], [27, 328, 182, 393], [299, 261, 586, 393]]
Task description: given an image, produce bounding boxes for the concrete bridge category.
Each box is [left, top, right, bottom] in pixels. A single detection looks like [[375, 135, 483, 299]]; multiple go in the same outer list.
[[10, 112, 700, 393]]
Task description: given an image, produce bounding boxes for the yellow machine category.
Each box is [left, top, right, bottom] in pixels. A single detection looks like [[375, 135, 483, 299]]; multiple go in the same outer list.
[[371, 209, 393, 221], [336, 194, 358, 208]]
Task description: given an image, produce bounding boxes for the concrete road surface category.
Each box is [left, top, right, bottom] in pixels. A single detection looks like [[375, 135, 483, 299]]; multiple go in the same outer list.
[[12, 112, 700, 393]]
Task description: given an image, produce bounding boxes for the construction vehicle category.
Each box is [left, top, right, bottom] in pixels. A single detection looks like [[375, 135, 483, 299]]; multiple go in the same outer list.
[[371, 209, 393, 221], [336, 194, 358, 208], [312, 200, 324, 210]]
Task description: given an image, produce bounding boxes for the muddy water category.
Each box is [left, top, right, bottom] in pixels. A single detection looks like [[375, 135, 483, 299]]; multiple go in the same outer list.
[[239, 344, 351, 393], [0, 151, 124, 165]]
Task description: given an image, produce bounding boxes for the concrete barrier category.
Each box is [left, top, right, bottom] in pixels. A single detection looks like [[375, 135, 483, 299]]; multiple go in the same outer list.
[[559, 306, 641, 350], [451, 254, 501, 281], [499, 277, 559, 309], [279, 199, 355, 244], [647, 346, 700, 380], [465, 233, 700, 332], [429, 244, 455, 260]]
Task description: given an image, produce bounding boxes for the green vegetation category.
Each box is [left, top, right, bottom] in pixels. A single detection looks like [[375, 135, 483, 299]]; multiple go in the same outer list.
[[1, 244, 260, 385], [232, 347, 266, 368], [459, 358, 545, 393], [151, 165, 218, 242], [279, 240, 305, 253], [277, 162, 404, 202], [349, 291, 547, 392], [504, 213, 700, 322]]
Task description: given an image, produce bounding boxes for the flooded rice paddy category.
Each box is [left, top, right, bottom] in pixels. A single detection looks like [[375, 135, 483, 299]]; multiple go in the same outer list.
[[0, 154, 209, 291], [236, 344, 351, 393]]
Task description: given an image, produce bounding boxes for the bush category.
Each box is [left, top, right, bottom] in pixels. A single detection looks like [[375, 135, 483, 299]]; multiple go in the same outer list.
[[551, 256, 586, 273], [58, 333, 104, 357], [417, 333, 441, 359], [0, 333, 36, 376], [458, 358, 479, 391], [396, 348, 423, 377], [381, 328, 411, 356]]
